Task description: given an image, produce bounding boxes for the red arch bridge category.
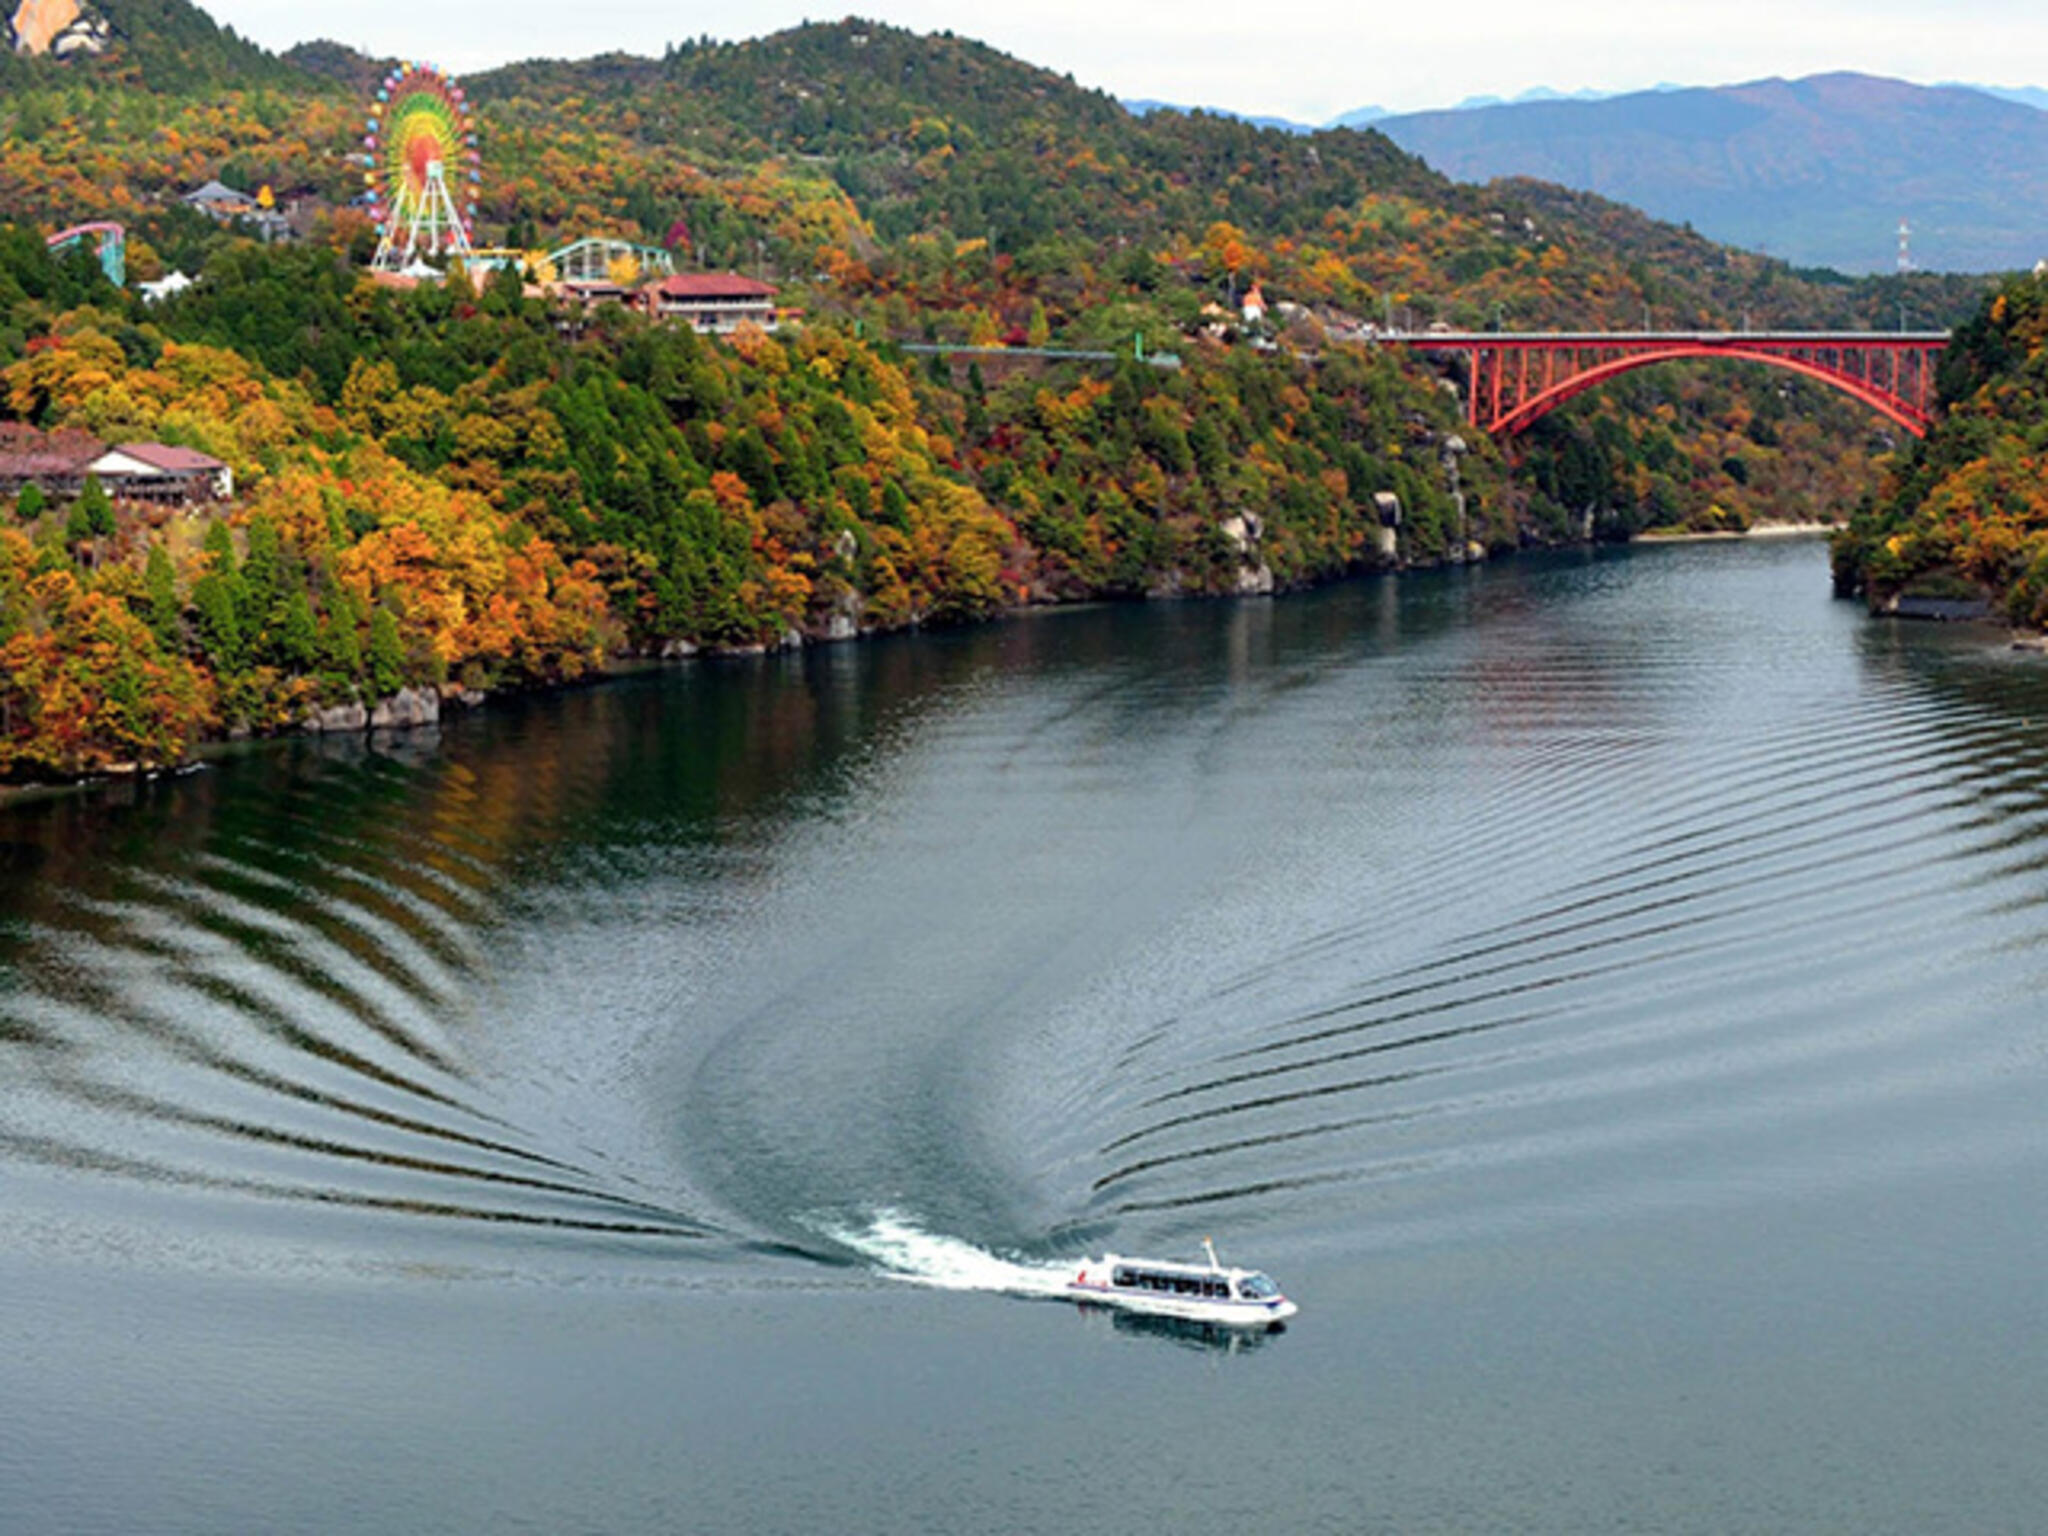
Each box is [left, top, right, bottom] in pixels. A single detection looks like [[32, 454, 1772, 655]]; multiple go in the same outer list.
[[1390, 330, 1950, 437]]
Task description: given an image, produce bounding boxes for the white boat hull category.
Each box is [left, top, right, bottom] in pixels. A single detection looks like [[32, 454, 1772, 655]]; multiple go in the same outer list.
[[1065, 1277, 1297, 1328]]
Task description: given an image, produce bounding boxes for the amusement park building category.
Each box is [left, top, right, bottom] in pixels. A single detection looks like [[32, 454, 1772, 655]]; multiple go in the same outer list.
[[559, 279, 637, 308], [181, 180, 290, 242], [642, 273, 779, 334]]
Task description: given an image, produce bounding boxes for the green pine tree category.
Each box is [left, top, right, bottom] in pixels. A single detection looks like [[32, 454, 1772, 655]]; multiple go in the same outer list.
[[78, 475, 114, 539], [319, 605, 361, 691], [276, 591, 319, 671], [144, 543, 182, 650], [366, 607, 405, 698], [189, 571, 244, 670], [879, 479, 911, 531], [201, 517, 237, 576], [240, 514, 283, 637]]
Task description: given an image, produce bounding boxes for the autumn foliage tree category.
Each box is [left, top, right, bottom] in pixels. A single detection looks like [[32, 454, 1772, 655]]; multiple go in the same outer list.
[[1834, 271, 2048, 626]]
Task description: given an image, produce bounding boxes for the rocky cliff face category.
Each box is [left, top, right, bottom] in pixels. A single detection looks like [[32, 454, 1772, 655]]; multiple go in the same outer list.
[[8, 0, 111, 57]]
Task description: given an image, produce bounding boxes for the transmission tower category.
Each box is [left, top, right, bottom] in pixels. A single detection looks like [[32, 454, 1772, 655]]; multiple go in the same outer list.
[[1896, 219, 1912, 332]]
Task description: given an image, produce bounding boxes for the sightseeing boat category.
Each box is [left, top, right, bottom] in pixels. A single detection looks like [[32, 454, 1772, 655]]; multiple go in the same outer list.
[[1066, 1239, 1297, 1328]]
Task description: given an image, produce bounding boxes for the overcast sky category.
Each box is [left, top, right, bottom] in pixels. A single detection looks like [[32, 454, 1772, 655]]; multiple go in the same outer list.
[[204, 0, 2046, 121]]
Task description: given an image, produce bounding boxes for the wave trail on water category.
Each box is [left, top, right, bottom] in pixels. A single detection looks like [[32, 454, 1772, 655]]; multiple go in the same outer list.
[[817, 1209, 1075, 1298], [0, 744, 755, 1272], [1055, 553, 2048, 1250]]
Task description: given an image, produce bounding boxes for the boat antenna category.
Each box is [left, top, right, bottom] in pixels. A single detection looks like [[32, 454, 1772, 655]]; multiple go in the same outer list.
[[1203, 1236, 1220, 1271]]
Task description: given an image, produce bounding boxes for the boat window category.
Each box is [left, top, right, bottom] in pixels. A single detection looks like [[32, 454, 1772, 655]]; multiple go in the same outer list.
[[1113, 1268, 1135, 1287], [1236, 1273, 1279, 1300]]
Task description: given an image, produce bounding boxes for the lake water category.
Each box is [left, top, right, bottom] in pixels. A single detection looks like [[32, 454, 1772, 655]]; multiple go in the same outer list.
[[5, 539, 2048, 1534]]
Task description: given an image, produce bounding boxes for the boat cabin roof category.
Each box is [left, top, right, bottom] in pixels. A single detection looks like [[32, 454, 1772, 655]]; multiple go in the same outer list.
[[1101, 1253, 1262, 1282]]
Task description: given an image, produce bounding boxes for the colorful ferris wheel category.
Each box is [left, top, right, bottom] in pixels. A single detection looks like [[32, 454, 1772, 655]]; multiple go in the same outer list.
[[362, 62, 480, 272]]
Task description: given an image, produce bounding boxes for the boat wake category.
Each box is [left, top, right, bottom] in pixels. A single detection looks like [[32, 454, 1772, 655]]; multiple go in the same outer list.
[[819, 1209, 1074, 1299]]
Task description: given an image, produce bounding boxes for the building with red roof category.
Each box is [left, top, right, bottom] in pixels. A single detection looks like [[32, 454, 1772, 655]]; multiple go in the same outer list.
[[88, 443, 233, 503], [0, 425, 103, 501], [642, 272, 779, 334]]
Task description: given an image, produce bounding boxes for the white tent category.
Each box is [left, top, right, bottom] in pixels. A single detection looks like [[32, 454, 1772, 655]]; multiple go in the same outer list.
[[139, 272, 195, 304]]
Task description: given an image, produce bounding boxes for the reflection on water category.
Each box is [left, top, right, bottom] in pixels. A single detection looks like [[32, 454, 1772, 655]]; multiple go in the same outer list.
[[1074, 1302, 1287, 1354], [7, 540, 2048, 1530]]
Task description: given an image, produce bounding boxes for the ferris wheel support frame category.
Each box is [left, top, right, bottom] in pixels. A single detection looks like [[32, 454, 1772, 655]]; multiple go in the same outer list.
[[370, 156, 474, 272]]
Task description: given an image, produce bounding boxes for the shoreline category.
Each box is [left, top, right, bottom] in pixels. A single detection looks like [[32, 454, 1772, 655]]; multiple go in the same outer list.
[[1, 523, 2008, 805], [1634, 519, 1842, 544]]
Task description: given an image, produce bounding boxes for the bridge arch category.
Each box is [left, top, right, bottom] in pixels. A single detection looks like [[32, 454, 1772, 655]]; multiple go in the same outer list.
[[1496, 343, 1930, 437], [1396, 331, 1946, 439]]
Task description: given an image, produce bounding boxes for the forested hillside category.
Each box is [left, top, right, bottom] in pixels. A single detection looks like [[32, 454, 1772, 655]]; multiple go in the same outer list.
[[0, 5, 2003, 778], [1833, 271, 2048, 625]]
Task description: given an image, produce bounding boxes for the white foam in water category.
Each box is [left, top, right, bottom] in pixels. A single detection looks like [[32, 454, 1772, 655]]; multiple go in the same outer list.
[[820, 1209, 1075, 1299]]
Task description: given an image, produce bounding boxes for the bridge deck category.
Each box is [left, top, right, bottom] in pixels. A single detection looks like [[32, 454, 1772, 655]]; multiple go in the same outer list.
[[1388, 330, 1950, 345]]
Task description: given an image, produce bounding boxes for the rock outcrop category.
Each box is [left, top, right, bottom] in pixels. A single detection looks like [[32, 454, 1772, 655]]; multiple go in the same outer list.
[[304, 701, 369, 734], [304, 687, 444, 734], [7, 0, 110, 57], [369, 687, 441, 730], [1219, 511, 1276, 594]]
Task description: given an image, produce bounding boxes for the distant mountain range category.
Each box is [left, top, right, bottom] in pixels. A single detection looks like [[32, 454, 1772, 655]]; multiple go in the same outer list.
[[1369, 73, 2048, 273], [1129, 73, 2048, 274], [1956, 83, 2048, 111], [1124, 85, 1645, 133], [1130, 76, 2046, 130], [1119, 99, 1319, 134]]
